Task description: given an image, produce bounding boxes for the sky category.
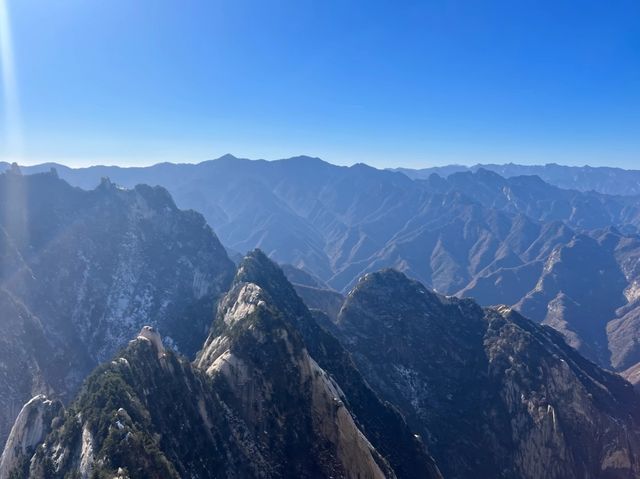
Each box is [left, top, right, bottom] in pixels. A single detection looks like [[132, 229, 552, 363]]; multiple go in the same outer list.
[[0, 0, 639, 169]]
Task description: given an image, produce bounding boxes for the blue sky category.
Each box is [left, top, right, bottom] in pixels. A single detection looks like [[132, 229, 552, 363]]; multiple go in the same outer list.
[[0, 0, 639, 168]]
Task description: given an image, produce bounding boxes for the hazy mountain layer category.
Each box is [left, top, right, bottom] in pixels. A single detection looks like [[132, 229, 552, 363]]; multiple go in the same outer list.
[[0, 169, 235, 449], [394, 162, 640, 196], [8, 157, 640, 374]]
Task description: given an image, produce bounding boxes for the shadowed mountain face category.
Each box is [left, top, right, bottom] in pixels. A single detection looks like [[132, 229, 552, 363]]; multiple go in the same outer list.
[[460, 227, 640, 371], [0, 169, 235, 449], [4, 252, 442, 479], [331, 270, 640, 479]]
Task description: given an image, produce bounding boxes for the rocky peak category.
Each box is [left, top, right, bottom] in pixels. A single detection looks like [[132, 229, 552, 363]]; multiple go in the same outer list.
[[0, 395, 62, 479], [234, 250, 300, 302], [197, 252, 442, 478], [10, 272, 433, 478], [20, 333, 268, 478], [197, 277, 394, 478], [135, 325, 165, 358], [334, 268, 640, 479]]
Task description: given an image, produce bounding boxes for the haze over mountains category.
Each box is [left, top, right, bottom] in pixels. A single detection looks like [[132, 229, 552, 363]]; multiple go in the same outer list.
[[2, 157, 640, 477], [0, 168, 234, 449], [7, 155, 640, 372], [394, 163, 640, 196]]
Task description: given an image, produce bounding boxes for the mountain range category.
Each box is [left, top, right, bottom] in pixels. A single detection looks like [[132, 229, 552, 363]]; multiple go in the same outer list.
[[393, 162, 640, 196], [6, 156, 640, 375], [2, 158, 640, 477]]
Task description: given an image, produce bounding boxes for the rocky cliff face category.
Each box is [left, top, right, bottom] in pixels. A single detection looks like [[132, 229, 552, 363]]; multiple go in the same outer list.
[[0, 169, 235, 448], [0, 289, 55, 462], [0, 395, 62, 479], [5, 255, 442, 478], [334, 270, 640, 479], [22, 333, 269, 479], [212, 251, 442, 479], [197, 282, 392, 479]]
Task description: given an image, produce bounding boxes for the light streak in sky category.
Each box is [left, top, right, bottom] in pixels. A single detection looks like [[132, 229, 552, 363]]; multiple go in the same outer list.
[[0, 0, 23, 160]]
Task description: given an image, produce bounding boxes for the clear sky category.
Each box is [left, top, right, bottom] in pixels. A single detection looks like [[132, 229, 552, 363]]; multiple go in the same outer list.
[[0, 0, 639, 168]]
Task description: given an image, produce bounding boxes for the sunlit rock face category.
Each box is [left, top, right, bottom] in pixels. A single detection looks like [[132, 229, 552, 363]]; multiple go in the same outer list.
[[0, 169, 235, 448], [0, 395, 62, 479], [136, 325, 165, 358], [196, 250, 442, 479], [197, 281, 392, 479]]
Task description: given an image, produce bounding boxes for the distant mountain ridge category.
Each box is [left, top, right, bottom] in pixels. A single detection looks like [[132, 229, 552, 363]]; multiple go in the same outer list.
[[393, 162, 640, 196], [6, 156, 640, 374]]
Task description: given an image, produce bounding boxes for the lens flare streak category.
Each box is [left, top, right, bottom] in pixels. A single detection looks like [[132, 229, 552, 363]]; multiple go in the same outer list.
[[0, 0, 23, 160]]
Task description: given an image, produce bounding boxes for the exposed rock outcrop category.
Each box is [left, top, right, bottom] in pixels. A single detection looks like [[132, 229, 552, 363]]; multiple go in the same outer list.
[[10, 252, 442, 478], [197, 281, 391, 478], [0, 395, 62, 479], [136, 325, 165, 358]]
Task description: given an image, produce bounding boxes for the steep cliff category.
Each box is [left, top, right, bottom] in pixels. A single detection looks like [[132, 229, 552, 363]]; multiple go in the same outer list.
[[335, 269, 640, 479]]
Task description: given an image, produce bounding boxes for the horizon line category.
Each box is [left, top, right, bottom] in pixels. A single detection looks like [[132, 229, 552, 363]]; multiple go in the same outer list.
[[3, 153, 640, 173]]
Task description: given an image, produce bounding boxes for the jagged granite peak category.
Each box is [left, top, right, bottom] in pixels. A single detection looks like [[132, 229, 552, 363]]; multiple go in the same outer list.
[[10, 272, 436, 478], [21, 337, 271, 478], [198, 250, 442, 478], [135, 325, 165, 358], [0, 395, 62, 479], [335, 269, 640, 479], [0, 289, 55, 458], [0, 171, 235, 448], [197, 280, 394, 478]]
